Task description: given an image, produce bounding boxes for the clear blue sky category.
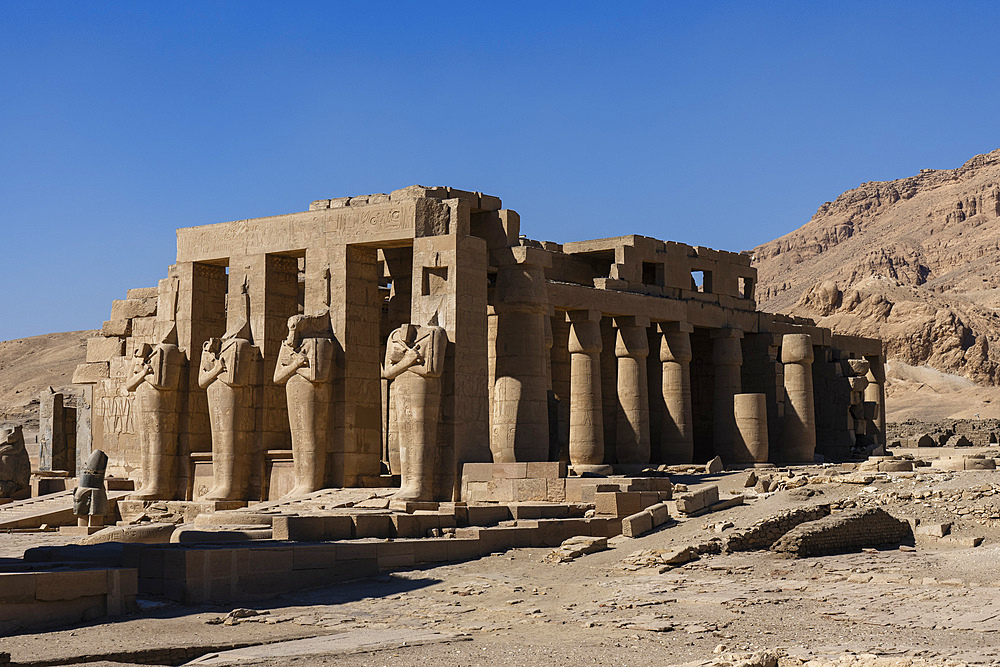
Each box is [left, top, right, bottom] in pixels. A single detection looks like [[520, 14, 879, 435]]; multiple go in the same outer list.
[[2, 1, 998, 341]]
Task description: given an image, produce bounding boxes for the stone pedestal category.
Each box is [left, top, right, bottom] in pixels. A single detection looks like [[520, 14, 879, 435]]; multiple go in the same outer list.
[[567, 311, 604, 471], [615, 317, 650, 465], [711, 329, 744, 463], [733, 393, 769, 463], [781, 334, 816, 463], [658, 322, 694, 464], [491, 247, 551, 462]]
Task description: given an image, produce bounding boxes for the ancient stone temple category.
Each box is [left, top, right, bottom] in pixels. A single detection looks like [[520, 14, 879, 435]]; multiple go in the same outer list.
[[72, 186, 885, 503]]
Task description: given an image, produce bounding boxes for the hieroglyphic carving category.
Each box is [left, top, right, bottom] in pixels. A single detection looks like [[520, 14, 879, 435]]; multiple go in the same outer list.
[[98, 380, 136, 435]]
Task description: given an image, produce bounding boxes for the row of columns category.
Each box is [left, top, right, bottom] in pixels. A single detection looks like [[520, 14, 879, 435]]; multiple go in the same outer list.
[[565, 315, 700, 469], [493, 301, 824, 467]]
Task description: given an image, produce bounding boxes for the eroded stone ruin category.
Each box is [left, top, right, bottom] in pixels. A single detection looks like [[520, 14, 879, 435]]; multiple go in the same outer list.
[[65, 186, 886, 503]]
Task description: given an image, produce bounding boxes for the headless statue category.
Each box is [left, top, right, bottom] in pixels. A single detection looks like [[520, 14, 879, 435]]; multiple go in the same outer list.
[[382, 323, 447, 501], [125, 329, 184, 500], [199, 320, 257, 501], [273, 312, 335, 498], [74, 449, 109, 527], [0, 425, 30, 500]]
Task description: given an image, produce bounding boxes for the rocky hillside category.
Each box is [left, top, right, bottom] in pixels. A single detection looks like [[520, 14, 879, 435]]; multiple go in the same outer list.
[[753, 149, 1000, 385], [0, 330, 94, 428]]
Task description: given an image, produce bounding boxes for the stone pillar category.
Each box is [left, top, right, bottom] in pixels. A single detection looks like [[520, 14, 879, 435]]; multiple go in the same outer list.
[[782, 333, 816, 463], [39, 390, 70, 472], [567, 310, 604, 470], [711, 328, 744, 464], [75, 385, 94, 477], [549, 314, 572, 464], [491, 246, 552, 462], [734, 393, 769, 463], [864, 355, 886, 445], [658, 322, 694, 464], [615, 316, 651, 465]]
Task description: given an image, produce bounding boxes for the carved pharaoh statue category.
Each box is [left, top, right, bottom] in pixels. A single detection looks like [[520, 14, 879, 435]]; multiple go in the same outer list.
[[73, 449, 109, 527], [0, 424, 31, 500], [125, 328, 185, 500], [273, 312, 335, 498], [381, 323, 447, 501], [199, 317, 257, 501]]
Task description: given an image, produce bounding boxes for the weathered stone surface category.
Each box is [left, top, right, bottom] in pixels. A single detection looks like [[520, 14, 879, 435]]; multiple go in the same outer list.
[[0, 425, 31, 499], [770, 507, 913, 557]]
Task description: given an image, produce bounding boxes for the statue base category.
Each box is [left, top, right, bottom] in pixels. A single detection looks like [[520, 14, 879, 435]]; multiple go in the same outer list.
[[118, 499, 247, 524], [59, 525, 105, 536]]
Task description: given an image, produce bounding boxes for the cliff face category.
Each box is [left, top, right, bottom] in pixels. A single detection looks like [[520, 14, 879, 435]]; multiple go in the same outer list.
[[753, 149, 1000, 385]]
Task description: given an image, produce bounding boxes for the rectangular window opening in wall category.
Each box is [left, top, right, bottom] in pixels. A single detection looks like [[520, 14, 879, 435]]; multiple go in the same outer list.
[[691, 270, 713, 293], [642, 261, 664, 286], [422, 266, 449, 296], [739, 276, 755, 300]]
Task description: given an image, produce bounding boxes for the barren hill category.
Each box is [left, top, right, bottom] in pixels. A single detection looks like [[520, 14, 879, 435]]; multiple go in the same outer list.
[[0, 330, 94, 429], [753, 149, 1000, 387]]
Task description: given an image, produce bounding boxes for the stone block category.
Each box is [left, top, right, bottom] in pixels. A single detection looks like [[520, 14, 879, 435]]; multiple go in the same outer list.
[[545, 478, 567, 502], [511, 477, 547, 501], [466, 505, 511, 525], [353, 514, 394, 538], [72, 362, 110, 384], [409, 538, 450, 564], [622, 511, 654, 538], [915, 522, 951, 538], [878, 461, 913, 472], [110, 298, 157, 321], [462, 463, 495, 483], [126, 287, 159, 300], [101, 319, 132, 337], [648, 502, 670, 527], [965, 458, 996, 470], [674, 485, 719, 514], [291, 544, 338, 570], [376, 541, 416, 570], [491, 463, 528, 479], [34, 570, 107, 601], [525, 462, 565, 479], [86, 337, 125, 363], [594, 491, 643, 517]]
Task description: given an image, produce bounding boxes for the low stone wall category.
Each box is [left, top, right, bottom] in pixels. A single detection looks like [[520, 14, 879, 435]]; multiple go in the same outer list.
[[723, 505, 831, 552], [770, 508, 913, 557], [0, 567, 137, 634]]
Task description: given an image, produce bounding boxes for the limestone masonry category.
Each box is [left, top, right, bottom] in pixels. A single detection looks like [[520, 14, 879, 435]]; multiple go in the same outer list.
[[63, 186, 885, 503]]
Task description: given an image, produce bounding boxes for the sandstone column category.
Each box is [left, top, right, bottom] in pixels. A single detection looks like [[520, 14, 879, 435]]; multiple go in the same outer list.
[[491, 247, 552, 462], [711, 328, 744, 464], [734, 393, 769, 463], [782, 333, 816, 463], [615, 316, 651, 465], [864, 355, 886, 445], [567, 310, 604, 470], [658, 322, 694, 464]]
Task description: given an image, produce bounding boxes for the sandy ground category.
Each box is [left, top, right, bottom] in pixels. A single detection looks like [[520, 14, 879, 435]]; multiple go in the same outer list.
[[3, 468, 1000, 666]]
